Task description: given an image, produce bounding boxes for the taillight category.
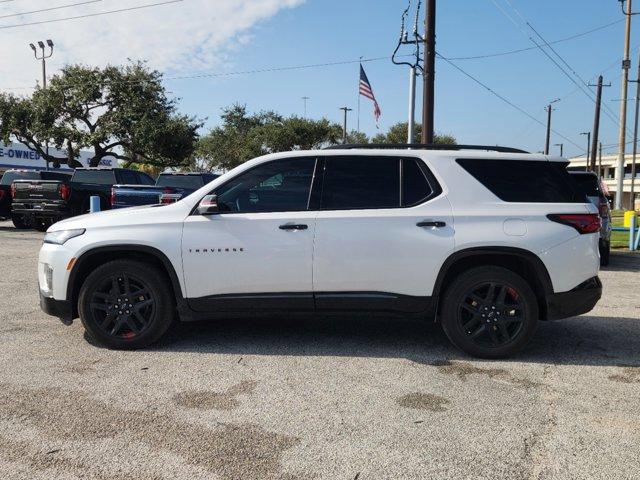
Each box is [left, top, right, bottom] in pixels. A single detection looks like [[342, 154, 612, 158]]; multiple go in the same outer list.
[[59, 183, 71, 200], [160, 187, 176, 205], [598, 197, 609, 217], [10, 183, 16, 199], [110, 187, 116, 206], [547, 213, 601, 234]]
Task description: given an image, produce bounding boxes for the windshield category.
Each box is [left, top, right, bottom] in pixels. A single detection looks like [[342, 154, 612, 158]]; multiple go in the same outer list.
[[0, 171, 40, 185], [156, 175, 205, 189]]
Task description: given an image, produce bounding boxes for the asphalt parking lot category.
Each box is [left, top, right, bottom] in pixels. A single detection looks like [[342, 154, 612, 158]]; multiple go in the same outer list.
[[0, 220, 639, 480]]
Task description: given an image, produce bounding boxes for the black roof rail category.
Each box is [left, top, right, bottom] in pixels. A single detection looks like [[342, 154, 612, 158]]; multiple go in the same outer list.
[[323, 143, 529, 154]]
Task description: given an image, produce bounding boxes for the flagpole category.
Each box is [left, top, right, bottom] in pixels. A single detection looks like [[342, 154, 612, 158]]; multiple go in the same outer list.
[[357, 57, 362, 132]]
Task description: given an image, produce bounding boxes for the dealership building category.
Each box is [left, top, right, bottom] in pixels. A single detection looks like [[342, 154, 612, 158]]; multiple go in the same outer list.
[[0, 142, 115, 173]]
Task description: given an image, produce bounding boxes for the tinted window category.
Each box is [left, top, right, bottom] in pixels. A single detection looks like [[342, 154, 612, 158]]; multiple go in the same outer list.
[[456, 159, 585, 203], [40, 171, 72, 181], [571, 174, 602, 197], [72, 170, 115, 185], [321, 156, 400, 210], [137, 172, 156, 185], [0, 171, 40, 185], [119, 170, 138, 185], [402, 158, 433, 206], [157, 175, 205, 189], [215, 158, 316, 213]]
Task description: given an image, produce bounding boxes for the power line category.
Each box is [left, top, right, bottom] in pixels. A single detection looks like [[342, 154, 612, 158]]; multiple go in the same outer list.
[[436, 52, 585, 152], [0, 0, 104, 20], [0, 0, 182, 30], [447, 18, 623, 61], [491, 0, 627, 136]]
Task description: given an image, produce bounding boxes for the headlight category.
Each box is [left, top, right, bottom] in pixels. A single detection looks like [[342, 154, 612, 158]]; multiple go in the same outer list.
[[44, 229, 86, 245]]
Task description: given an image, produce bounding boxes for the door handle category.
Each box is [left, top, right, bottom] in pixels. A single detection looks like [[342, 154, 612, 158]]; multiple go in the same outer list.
[[417, 220, 446, 228], [279, 223, 308, 230]]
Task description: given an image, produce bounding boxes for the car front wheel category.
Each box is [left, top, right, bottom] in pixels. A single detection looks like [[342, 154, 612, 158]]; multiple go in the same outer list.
[[78, 260, 175, 349], [440, 266, 539, 359]]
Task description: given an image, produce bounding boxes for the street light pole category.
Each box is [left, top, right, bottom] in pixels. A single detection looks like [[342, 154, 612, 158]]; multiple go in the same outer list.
[[554, 143, 564, 157], [339, 107, 353, 144], [580, 132, 591, 170], [301, 96, 310, 118], [29, 39, 54, 170], [630, 51, 640, 210]]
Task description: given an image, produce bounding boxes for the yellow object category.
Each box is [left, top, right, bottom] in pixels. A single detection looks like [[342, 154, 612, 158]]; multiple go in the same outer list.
[[624, 210, 637, 228]]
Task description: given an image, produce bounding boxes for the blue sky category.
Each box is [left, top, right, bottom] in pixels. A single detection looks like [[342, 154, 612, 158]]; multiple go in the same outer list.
[[166, 0, 635, 158], [0, 0, 635, 158]]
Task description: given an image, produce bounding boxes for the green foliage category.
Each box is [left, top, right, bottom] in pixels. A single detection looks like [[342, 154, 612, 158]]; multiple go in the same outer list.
[[372, 122, 456, 145], [195, 104, 342, 171], [0, 62, 201, 168]]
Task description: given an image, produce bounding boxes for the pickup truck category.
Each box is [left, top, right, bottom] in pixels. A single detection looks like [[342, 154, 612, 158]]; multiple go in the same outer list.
[[0, 170, 72, 228], [110, 172, 219, 208], [11, 168, 155, 231]]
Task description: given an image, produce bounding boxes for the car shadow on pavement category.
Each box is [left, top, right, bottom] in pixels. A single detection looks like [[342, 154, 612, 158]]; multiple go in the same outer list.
[[150, 313, 640, 368], [602, 251, 640, 273]]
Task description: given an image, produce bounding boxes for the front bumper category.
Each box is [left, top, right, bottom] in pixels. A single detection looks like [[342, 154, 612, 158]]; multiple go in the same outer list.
[[545, 276, 602, 320], [39, 290, 74, 325]]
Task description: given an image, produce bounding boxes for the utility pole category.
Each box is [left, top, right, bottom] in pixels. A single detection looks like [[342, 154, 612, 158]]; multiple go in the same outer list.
[[630, 51, 640, 209], [580, 131, 591, 169], [554, 143, 564, 157], [421, 0, 436, 144], [340, 107, 352, 144], [29, 39, 54, 170], [544, 105, 552, 155], [588, 75, 610, 171], [616, 0, 633, 209], [543, 99, 560, 155], [599, 142, 603, 180], [301, 96, 310, 118]]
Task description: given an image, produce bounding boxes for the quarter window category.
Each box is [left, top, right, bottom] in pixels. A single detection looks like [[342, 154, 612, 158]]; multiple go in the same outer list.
[[215, 158, 316, 213], [402, 158, 433, 206]]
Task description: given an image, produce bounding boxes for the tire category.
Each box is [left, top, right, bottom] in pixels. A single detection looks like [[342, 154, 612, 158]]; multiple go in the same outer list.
[[34, 220, 49, 232], [11, 214, 29, 229], [599, 240, 610, 267], [78, 260, 175, 349], [440, 266, 539, 359]]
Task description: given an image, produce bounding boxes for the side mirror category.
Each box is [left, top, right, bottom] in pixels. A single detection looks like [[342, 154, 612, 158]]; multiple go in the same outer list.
[[197, 194, 219, 215]]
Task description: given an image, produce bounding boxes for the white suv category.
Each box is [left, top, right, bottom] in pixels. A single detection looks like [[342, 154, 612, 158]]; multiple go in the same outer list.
[[38, 145, 602, 358]]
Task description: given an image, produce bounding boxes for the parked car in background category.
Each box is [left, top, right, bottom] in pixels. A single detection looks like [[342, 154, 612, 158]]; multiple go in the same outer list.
[[12, 168, 154, 231], [569, 171, 612, 266], [0, 170, 72, 229], [110, 172, 219, 209], [38, 145, 602, 358]]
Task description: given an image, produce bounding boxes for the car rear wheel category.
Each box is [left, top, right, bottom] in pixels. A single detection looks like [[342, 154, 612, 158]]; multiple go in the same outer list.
[[11, 214, 29, 229], [440, 266, 539, 359], [78, 260, 175, 349]]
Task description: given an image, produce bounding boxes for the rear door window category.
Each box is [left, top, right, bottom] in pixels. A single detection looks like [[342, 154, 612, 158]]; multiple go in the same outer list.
[[320, 156, 400, 210], [456, 159, 585, 203]]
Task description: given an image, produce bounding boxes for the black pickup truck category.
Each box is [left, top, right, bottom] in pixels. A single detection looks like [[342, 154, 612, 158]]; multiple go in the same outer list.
[[11, 168, 154, 230], [1, 169, 72, 228]]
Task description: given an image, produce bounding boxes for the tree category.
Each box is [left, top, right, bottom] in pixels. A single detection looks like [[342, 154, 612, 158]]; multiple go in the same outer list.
[[195, 104, 342, 171], [0, 62, 201, 168], [372, 122, 456, 145]]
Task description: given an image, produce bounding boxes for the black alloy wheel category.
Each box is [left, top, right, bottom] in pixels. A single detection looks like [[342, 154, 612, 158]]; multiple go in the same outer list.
[[458, 282, 525, 348], [441, 266, 538, 358], [89, 273, 156, 339], [78, 260, 174, 349]]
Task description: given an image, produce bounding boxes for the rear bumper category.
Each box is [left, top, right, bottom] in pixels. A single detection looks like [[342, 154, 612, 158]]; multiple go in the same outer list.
[[12, 202, 70, 218], [39, 290, 74, 325], [545, 276, 602, 320]]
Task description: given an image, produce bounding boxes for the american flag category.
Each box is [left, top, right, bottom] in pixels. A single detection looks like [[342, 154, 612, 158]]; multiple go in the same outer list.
[[359, 65, 381, 124]]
